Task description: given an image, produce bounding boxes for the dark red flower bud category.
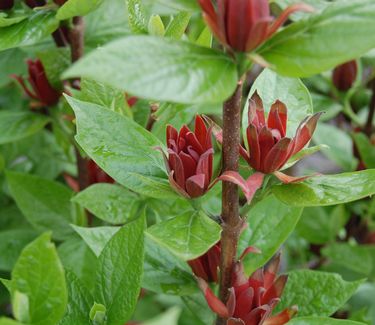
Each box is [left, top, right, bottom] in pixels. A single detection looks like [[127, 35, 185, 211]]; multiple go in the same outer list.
[[188, 242, 221, 283], [332, 60, 358, 92], [25, 0, 46, 8], [242, 92, 321, 175], [198, 0, 313, 52], [12, 59, 61, 107], [163, 115, 214, 198], [87, 160, 114, 185], [0, 0, 14, 10], [199, 253, 297, 325]]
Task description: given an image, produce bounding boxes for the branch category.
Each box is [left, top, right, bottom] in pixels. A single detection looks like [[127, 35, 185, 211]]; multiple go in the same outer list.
[[216, 80, 243, 325]]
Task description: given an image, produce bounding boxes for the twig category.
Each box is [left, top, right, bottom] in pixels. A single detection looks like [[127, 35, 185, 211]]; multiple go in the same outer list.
[[146, 103, 159, 131], [216, 80, 244, 325]]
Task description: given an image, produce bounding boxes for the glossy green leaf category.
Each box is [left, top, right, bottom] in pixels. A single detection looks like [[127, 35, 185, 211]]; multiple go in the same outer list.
[[6, 171, 83, 240], [164, 12, 191, 39], [276, 270, 362, 316], [0, 12, 27, 27], [126, 0, 147, 34], [63, 36, 238, 104], [56, 0, 104, 20], [11, 233, 67, 325], [287, 317, 366, 325], [313, 123, 357, 171], [322, 243, 373, 276], [147, 210, 221, 260], [0, 318, 24, 325], [0, 11, 59, 51], [72, 225, 120, 257], [352, 132, 375, 169], [0, 111, 50, 145], [182, 293, 215, 325], [243, 69, 313, 139], [239, 195, 303, 274], [58, 270, 93, 325], [260, 1, 375, 77], [66, 96, 178, 198], [143, 237, 197, 296], [0, 229, 37, 272], [72, 184, 140, 224], [272, 170, 375, 207], [95, 216, 144, 325]]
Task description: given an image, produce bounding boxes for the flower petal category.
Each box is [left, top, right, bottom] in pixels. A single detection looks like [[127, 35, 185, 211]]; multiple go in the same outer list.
[[248, 91, 266, 128], [247, 125, 261, 170], [273, 171, 314, 184], [263, 306, 298, 325], [291, 112, 323, 155], [195, 115, 208, 148], [261, 275, 288, 305], [186, 174, 206, 198], [268, 100, 287, 138], [258, 126, 275, 163], [197, 277, 230, 318], [168, 150, 186, 189], [234, 287, 255, 320], [263, 254, 281, 289], [166, 125, 178, 147], [263, 138, 292, 173]]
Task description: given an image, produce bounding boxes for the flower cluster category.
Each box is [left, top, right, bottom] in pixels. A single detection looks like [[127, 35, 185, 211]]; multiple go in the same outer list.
[[198, 254, 296, 325], [13, 59, 61, 107], [163, 115, 214, 198], [198, 0, 313, 53]]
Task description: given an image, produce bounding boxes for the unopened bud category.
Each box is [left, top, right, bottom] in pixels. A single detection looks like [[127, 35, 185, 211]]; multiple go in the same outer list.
[[148, 14, 165, 37], [332, 60, 358, 91]]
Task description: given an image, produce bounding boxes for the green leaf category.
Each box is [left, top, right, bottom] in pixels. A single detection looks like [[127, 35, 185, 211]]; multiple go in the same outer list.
[[276, 270, 362, 316], [156, 0, 199, 11], [322, 243, 373, 276], [0, 12, 27, 28], [239, 195, 303, 274], [283, 145, 328, 170], [0, 11, 59, 51], [164, 12, 191, 39], [143, 237, 197, 296], [147, 210, 221, 260], [0, 229, 37, 272], [260, 0, 375, 77], [0, 48, 27, 87], [144, 307, 181, 325], [56, 0, 104, 20], [72, 225, 120, 257], [57, 238, 98, 290], [79, 78, 130, 116], [0, 111, 50, 145], [94, 216, 145, 325], [352, 132, 375, 169], [243, 69, 313, 139], [311, 93, 343, 121], [272, 170, 375, 207], [6, 171, 83, 240], [65, 96, 178, 199], [287, 317, 366, 325], [182, 293, 215, 325], [148, 15, 165, 36], [296, 206, 348, 244], [313, 123, 357, 171], [0, 318, 24, 325], [126, 0, 147, 34], [11, 233, 67, 325], [72, 183, 140, 224], [63, 36, 238, 104], [58, 270, 93, 325]]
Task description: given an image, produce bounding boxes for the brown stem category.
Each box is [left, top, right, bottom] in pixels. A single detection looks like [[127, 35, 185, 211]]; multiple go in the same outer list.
[[146, 103, 159, 131], [216, 80, 244, 325], [365, 80, 375, 136]]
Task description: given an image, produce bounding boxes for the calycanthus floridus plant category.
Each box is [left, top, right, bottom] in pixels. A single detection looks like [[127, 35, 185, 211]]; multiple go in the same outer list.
[[1, 0, 375, 325]]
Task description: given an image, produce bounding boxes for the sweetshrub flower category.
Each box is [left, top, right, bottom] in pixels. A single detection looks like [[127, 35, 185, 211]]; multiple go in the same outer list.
[[188, 242, 221, 283], [25, 0, 46, 8], [162, 115, 214, 198], [0, 0, 14, 10], [332, 60, 358, 92], [13, 59, 61, 107], [198, 254, 296, 325], [198, 0, 313, 52]]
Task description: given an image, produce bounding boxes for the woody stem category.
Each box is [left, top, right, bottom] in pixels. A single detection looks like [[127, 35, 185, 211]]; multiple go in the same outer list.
[[365, 79, 375, 136], [217, 80, 244, 325]]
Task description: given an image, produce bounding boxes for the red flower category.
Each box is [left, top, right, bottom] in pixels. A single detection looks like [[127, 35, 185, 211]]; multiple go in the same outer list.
[[188, 242, 221, 283], [0, 0, 14, 10], [198, 0, 313, 53], [332, 60, 358, 92], [163, 115, 214, 198], [25, 0, 46, 8], [12, 59, 61, 107], [199, 254, 297, 325], [243, 92, 321, 175]]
